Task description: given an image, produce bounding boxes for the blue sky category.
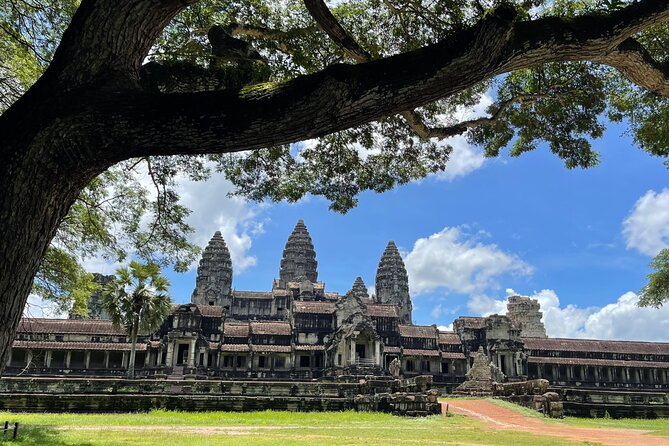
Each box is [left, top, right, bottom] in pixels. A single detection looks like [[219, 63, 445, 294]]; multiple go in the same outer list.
[[27, 103, 669, 341]]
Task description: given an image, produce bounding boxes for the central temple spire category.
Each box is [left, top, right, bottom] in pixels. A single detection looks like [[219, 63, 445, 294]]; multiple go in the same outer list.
[[191, 231, 233, 307], [279, 219, 318, 284], [375, 240, 412, 323]]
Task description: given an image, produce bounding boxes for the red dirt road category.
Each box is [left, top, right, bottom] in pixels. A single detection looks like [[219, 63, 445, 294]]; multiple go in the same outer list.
[[442, 399, 668, 446]]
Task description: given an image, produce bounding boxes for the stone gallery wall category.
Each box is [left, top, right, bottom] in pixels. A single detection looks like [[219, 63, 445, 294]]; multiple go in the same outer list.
[[0, 375, 440, 416]]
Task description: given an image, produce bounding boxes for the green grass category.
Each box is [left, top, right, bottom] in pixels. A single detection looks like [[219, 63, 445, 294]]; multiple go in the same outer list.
[[488, 398, 669, 436], [0, 410, 589, 446]]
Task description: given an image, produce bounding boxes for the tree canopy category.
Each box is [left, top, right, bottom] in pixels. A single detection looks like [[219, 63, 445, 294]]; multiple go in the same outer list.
[[2, 0, 669, 371]]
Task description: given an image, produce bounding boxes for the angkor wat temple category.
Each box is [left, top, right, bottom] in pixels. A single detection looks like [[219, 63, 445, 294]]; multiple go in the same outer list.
[[6, 220, 669, 399]]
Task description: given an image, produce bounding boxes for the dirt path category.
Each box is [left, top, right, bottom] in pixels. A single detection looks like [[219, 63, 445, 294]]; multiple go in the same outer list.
[[442, 399, 668, 446]]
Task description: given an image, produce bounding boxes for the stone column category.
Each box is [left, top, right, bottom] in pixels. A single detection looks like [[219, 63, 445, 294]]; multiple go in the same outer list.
[[375, 342, 380, 366], [65, 351, 71, 368], [188, 340, 196, 368], [165, 342, 174, 367], [121, 351, 128, 368], [104, 351, 110, 368], [45, 350, 52, 368], [607, 368, 613, 383], [85, 351, 91, 369], [350, 339, 355, 365]]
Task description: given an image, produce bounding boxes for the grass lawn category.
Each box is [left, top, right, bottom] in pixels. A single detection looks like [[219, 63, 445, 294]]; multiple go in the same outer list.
[[488, 398, 669, 436], [0, 409, 589, 446]]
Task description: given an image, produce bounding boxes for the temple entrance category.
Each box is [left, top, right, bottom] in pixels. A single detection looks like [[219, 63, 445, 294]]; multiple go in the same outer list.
[[356, 344, 366, 359], [176, 344, 189, 365]]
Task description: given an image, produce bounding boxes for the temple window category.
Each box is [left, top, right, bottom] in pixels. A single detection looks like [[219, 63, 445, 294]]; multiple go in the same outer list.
[[299, 355, 310, 368]]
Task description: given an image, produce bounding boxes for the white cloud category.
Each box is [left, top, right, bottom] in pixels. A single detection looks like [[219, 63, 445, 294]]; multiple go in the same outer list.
[[405, 226, 532, 295], [468, 294, 508, 316], [176, 171, 264, 274], [434, 136, 486, 181], [437, 324, 454, 331], [433, 93, 493, 182], [469, 288, 669, 342], [623, 188, 669, 256], [23, 295, 67, 319]]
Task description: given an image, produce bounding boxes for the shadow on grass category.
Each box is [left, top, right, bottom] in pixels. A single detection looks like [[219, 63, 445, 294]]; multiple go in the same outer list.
[[0, 425, 93, 446]]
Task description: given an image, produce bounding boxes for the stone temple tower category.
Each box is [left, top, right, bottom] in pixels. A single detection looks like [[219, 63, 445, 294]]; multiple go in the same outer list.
[[349, 276, 370, 301], [375, 241, 412, 324], [279, 219, 318, 285], [506, 295, 547, 338], [191, 231, 233, 307]]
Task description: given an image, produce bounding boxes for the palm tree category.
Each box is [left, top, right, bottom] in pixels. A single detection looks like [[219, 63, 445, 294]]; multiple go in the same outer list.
[[101, 261, 172, 379]]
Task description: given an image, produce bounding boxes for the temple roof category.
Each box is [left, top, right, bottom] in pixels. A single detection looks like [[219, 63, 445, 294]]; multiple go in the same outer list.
[[441, 351, 466, 359], [438, 332, 461, 345], [293, 301, 336, 314], [456, 316, 487, 329], [17, 319, 124, 335], [523, 337, 669, 355], [295, 344, 325, 351], [399, 324, 437, 338], [233, 291, 274, 300], [196, 306, 224, 317], [12, 340, 144, 351], [324, 292, 339, 300], [279, 219, 318, 283], [250, 321, 291, 336], [528, 356, 669, 369], [223, 323, 249, 337], [220, 344, 250, 352], [252, 345, 292, 353], [367, 304, 399, 318], [403, 348, 441, 357]]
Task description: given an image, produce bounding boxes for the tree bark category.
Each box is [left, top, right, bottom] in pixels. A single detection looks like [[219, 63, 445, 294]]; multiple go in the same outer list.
[[128, 315, 140, 379], [1, 0, 669, 374]]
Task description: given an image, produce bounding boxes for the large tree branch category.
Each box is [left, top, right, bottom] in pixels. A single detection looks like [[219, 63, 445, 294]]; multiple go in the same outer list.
[[303, 0, 372, 63], [595, 38, 669, 96], [87, 1, 669, 159], [42, 0, 196, 90], [304, 0, 456, 140]]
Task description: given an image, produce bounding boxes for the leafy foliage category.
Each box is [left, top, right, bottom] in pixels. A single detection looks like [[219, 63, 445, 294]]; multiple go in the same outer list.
[[639, 249, 669, 308]]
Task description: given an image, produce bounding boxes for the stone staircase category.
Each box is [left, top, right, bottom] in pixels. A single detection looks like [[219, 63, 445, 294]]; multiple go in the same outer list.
[[167, 366, 184, 380]]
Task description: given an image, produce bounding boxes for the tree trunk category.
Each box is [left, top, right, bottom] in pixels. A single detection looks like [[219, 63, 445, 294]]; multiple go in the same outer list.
[[128, 315, 140, 379], [0, 91, 111, 373]]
